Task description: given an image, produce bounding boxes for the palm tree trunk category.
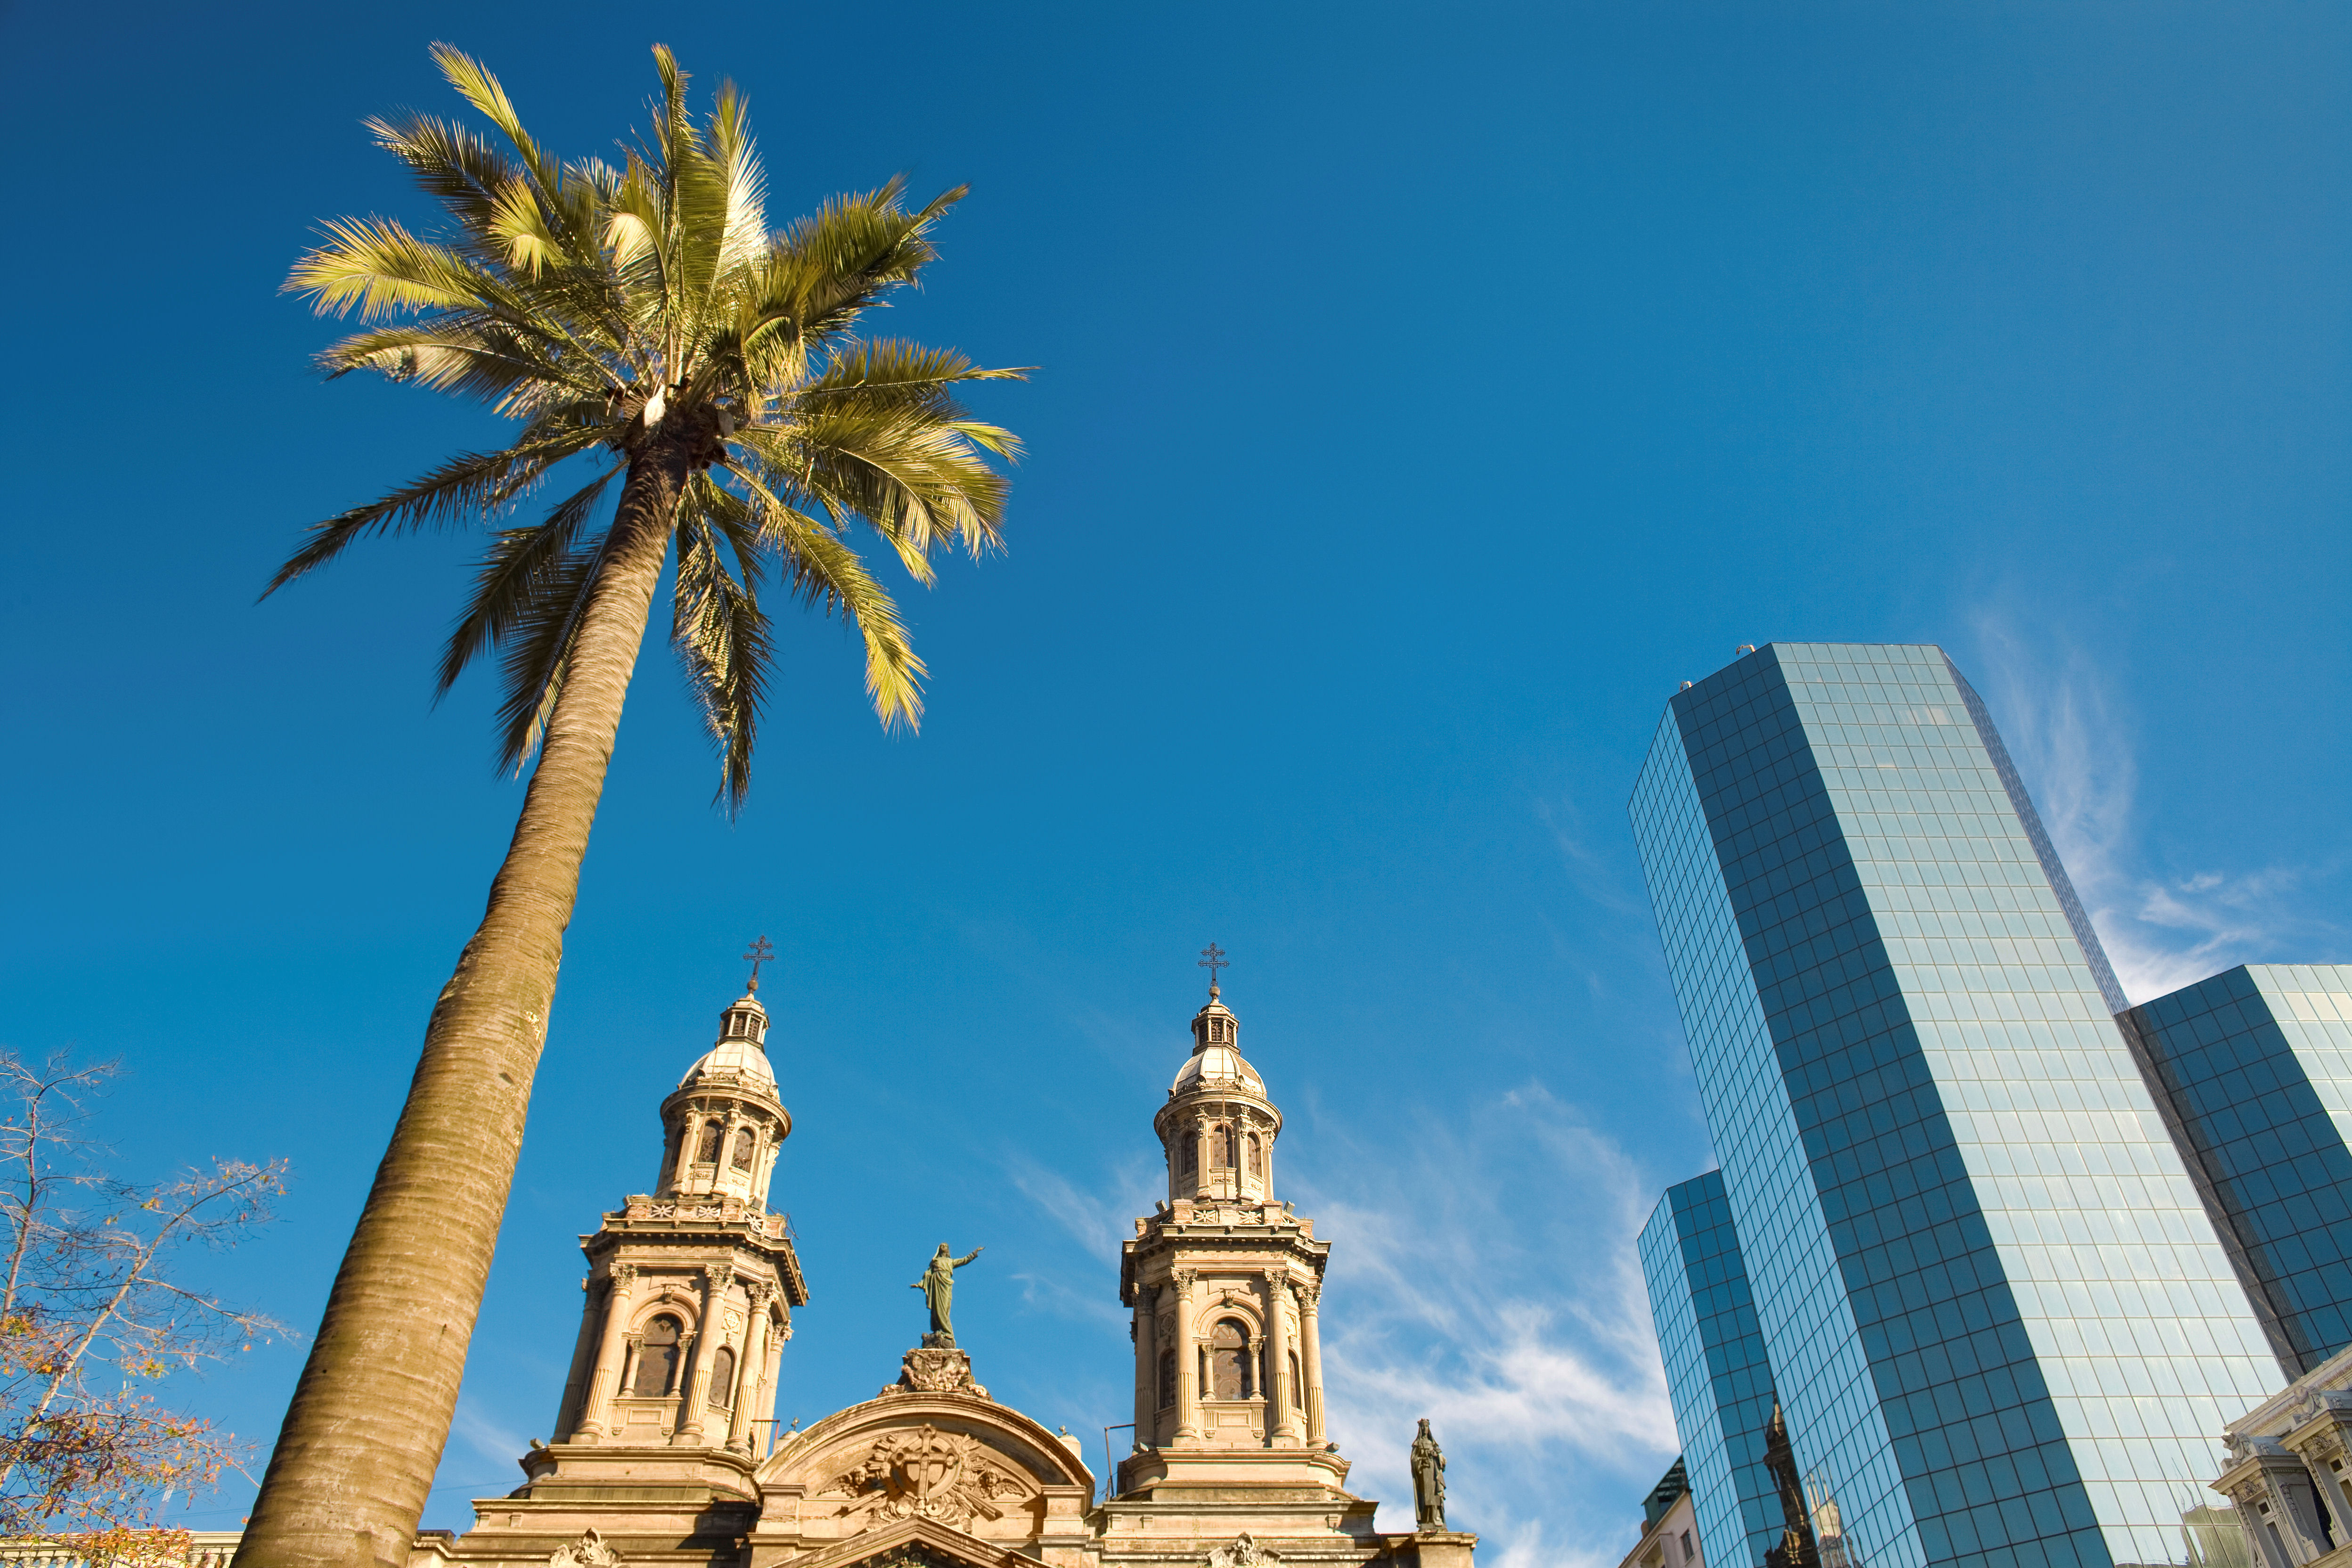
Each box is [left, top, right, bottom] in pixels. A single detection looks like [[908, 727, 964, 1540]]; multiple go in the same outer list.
[[233, 442, 694, 1568]]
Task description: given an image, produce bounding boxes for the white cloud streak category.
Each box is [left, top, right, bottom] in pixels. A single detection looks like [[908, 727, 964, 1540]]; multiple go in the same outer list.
[[1293, 1083, 1679, 1561], [1969, 618, 2342, 1004]]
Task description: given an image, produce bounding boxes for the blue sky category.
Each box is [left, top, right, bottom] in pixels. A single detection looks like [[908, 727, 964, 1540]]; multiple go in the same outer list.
[[2, 4, 2348, 1563]]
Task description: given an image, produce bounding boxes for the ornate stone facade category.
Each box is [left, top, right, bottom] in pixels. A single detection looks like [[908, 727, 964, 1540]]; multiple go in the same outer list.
[[401, 974, 1473, 1568], [2212, 1341, 2352, 1568]]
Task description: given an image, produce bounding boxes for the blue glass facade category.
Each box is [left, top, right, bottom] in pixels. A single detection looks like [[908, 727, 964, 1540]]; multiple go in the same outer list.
[[1642, 1170, 1786, 1568], [2121, 965, 2352, 1377], [1629, 643, 2281, 1568]]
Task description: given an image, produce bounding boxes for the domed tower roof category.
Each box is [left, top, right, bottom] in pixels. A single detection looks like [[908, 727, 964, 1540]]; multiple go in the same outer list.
[[1171, 988, 1266, 1099], [679, 989, 777, 1091]]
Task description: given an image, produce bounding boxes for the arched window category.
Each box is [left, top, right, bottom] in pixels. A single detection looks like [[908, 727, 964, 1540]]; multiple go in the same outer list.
[[632, 1315, 681, 1397], [731, 1128, 757, 1170], [1289, 1350, 1303, 1406], [1157, 1348, 1177, 1408], [1213, 1125, 1235, 1168], [1246, 1134, 1263, 1177], [696, 1121, 724, 1162], [1209, 1318, 1253, 1400], [706, 1345, 737, 1408], [1178, 1136, 1197, 1176]]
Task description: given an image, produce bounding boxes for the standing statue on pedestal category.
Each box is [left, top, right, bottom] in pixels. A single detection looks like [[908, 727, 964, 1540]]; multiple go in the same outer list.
[[1410, 1417, 1447, 1529], [912, 1242, 984, 1348]]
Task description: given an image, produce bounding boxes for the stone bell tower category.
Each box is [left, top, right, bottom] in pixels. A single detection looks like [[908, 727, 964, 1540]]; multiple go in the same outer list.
[[548, 974, 811, 1451], [441, 957, 815, 1563], [1102, 960, 1378, 1562]]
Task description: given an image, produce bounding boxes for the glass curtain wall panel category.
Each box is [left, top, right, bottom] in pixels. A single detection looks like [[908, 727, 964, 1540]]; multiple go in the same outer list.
[[1643, 1169, 1787, 1568], [1629, 643, 2279, 1568], [2121, 965, 2352, 1377]]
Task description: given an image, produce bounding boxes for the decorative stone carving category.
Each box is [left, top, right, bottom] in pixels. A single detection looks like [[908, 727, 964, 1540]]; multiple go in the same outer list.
[[548, 1528, 621, 1567], [1207, 1533, 1283, 1567], [817, 1423, 1026, 1529], [888, 1346, 989, 1399]]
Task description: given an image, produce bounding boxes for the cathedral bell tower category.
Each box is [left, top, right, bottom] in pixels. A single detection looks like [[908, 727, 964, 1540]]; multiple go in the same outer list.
[[545, 961, 810, 1463], [1106, 957, 1375, 1561]]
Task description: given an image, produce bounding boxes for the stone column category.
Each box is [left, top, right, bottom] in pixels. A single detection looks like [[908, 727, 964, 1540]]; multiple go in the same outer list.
[[1298, 1282, 1326, 1446], [758, 1323, 789, 1452], [1132, 1286, 1157, 1440], [1192, 1119, 1210, 1200], [575, 1265, 639, 1442], [670, 1114, 699, 1194], [678, 1264, 732, 1444], [1174, 1271, 1201, 1442], [1244, 1325, 1267, 1440], [1265, 1274, 1300, 1445], [726, 1283, 774, 1452], [551, 1277, 605, 1440]]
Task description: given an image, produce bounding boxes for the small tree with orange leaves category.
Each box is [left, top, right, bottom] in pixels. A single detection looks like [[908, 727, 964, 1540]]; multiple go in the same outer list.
[[0, 1052, 286, 1562]]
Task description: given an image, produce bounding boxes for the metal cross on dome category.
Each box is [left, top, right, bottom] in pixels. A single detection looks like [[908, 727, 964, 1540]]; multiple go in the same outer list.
[[1198, 942, 1229, 995], [742, 935, 776, 991]]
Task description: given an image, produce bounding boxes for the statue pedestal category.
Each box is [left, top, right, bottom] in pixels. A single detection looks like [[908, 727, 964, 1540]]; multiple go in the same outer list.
[[886, 1345, 988, 1399], [1403, 1529, 1478, 1568]]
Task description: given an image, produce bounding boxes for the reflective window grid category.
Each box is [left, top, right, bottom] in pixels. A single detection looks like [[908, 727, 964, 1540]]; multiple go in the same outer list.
[[2122, 966, 2352, 1378], [1643, 1169, 1788, 1568], [1629, 644, 2281, 1568]]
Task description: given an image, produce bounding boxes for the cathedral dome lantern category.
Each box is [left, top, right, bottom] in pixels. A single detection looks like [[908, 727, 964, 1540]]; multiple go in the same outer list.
[[656, 946, 792, 1209]]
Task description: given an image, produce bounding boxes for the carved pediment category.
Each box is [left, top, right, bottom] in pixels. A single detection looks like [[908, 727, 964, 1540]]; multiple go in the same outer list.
[[1208, 1534, 1283, 1568], [775, 1512, 1052, 1568], [817, 1424, 1030, 1531], [548, 1529, 621, 1568]]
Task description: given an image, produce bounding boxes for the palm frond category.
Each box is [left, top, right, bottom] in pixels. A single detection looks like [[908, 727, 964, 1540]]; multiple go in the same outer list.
[[430, 44, 565, 204], [671, 480, 770, 808], [314, 321, 609, 409], [364, 113, 522, 244], [287, 218, 497, 320], [436, 466, 619, 696], [721, 465, 925, 730], [261, 435, 602, 597], [490, 526, 617, 776], [734, 182, 964, 380]]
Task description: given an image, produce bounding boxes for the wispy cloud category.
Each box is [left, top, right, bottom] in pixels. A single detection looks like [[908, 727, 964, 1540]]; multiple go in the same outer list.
[[1292, 1082, 1677, 1558], [1004, 1150, 1159, 1266], [449, 1395, 528, 1472], [1968, 617, 2342, 1003]]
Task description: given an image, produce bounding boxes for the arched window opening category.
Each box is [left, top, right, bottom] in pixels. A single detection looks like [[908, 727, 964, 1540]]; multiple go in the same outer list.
[[1178, 1136, 1197, 1176], [695, 1121, 724, 1163], [1289, 1351, 1302, 1407], [731, 1128, 757, 1170], [1246, 1134, 1264, 1177], [1209, 1318, 1254, 1400], [1157, 1348, 1177, 1408], [706, 1345, 737, 1408], [632, 1315, 681, 1397], [1213, 1125, 1235, 1168]]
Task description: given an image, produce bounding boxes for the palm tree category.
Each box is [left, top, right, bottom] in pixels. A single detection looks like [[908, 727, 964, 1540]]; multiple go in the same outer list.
[[233, 45, 1020, 1568]]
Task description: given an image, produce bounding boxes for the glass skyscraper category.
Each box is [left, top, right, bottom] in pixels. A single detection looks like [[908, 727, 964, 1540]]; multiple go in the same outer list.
[[1642, 1169, 1787, 1568], [2120, 965, 2352, 1379], [1628, 643, 2281, 1568]]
